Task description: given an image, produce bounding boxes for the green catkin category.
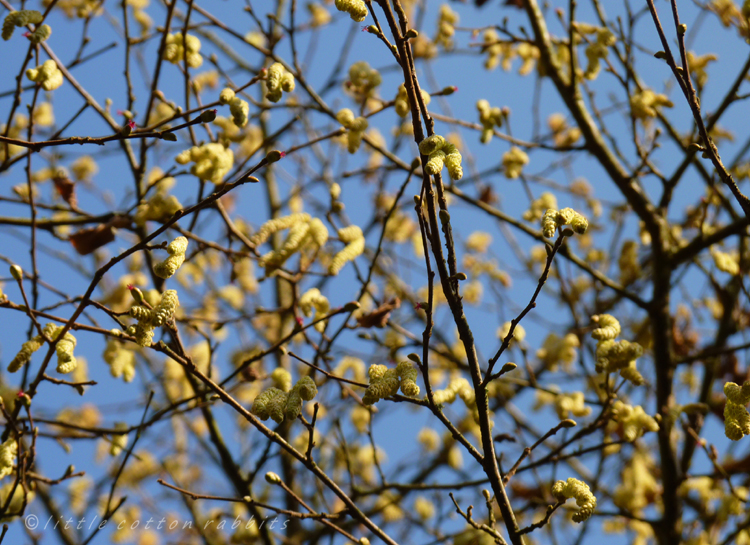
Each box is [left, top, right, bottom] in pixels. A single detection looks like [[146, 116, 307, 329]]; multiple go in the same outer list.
[[2, 10, 43, 41], [28, 24, 51, 44], [251, 376, 318, 423], [363, 362, 420, 405], [8, 336, 43, 372]]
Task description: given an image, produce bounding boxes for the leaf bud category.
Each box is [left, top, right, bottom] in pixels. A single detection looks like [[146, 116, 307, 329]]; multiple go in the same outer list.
[[200, 108, 217, 123], [343, 301, 361, 312], [160, 131, 177, 142], [266, 150, 286, 163], [404, 29, 419, 40], [9, 264, 23, 281], [407, 353, 421, 364], [265, 471, 282, 484], [560, 419, 577, 428]]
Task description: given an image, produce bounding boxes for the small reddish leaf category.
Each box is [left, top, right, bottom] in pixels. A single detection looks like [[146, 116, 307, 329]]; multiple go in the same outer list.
[[69, 224, 115, 255], [52, 177, 77, 208], [356, 298, 401, 329]]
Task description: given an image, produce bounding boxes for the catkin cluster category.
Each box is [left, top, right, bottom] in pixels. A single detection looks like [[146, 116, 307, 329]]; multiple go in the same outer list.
[[336, 109, 369, 153], [630, 89, 673, 120], [163, 33, 203, 68], [724, 381, 750, 441], [712, 248, 740, 275], [394, 83, 431, 118], [219, 88, 250, 128], [9, 323, 79, 374], [134, 191, 182, 226], [418, 134, 463, 181], [329, 225, 365, 275], [435, 5, 458, 50], [127, 289, 180, 347], [175, 143, 234, 184], [541, 207, 589, 238], [308, 3, 331, 27], [501, 146, 529, 179], [8, 336, 44, 372], [251, 375, 318, 423], [0, 439, 17, 480], [347, 61, 381, 101], [610, 400, 659, 442], [265, 62, 295, 103], [591, 314, 645, 385], [26, 60, 63, 91], [430, 376, 475, 407], [103, 338, 136, 382], [251, 213, 329, 274], [2, 10, 42, 40], [574, 24, 616, 80], [536, 332, 580, 372], [551, 477, 597, 522], [154, 236, 188, 279], [362, 361, 419, 405], [334, 0, 367, 22], [299, 288, 330, 332], [476, 100, 503, 143]]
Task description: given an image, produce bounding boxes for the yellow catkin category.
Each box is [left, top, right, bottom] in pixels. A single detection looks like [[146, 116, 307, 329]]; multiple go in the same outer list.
[[154, 236, 188, 279], [265, 62, 295, 103], [175, 143, 234, 184], [329, 225, 364, 275], [724, 381, 750, 440], [163, 33, 202, 67], [26, 60, 63, 91], [334, 0, 368, 22], [551, 478, 597, 522]]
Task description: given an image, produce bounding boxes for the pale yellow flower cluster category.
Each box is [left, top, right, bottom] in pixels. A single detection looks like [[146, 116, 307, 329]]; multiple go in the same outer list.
[[502, 146, 529, 179], [26, 60, 64, 91], [219, 88, 250, 128], [299, 287, 330, 332], [551, 477, 597, 522], [610, 400, 659, 442], [394, 83, 431, 118], [251, 375, 318, 423], [435, 5, 458, 50], [362, 361, 419, 405], [163, 33, 203, 68], [476, 100, 503, 144], [307, 3, 331, 27], [154, 236, 188, 279], [126, 289, 180, 346], [334, 0, 367, 22], [541, 207, 588, 237], [419, 134, 463, 180], [724, 381, 750, 440], [265, 62, 295, 103], [103, 338, 136, 382], [592, 314, 645, 385], [175, 143, 234, 184], [329, 225, 364, 275], [336, 109, 369, 153]]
